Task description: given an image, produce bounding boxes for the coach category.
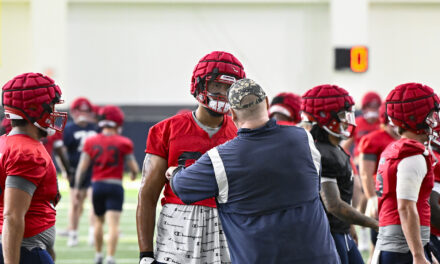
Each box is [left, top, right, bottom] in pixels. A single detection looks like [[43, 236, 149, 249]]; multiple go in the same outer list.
[[165, 78, 340, 264]]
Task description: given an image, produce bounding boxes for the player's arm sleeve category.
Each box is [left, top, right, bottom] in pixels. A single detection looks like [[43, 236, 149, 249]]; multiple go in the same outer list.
[[5, 177, 37, 196], [359, 136, 378, 161], [5, 152, 46, 192], [123, 140, 135, 161], [171, 152, 218, 205], [145, 123, 168, 160], [396, 154, 427, 201]]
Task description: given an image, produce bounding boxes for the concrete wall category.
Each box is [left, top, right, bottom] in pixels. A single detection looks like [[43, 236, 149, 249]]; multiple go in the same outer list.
[[2, 0, 440, 108], [66, 2, 330, 105], [0, 1, 32, 83]]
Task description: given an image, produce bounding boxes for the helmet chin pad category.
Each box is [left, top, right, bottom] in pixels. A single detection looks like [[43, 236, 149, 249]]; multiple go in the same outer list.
[[197, 92, 230, 114]]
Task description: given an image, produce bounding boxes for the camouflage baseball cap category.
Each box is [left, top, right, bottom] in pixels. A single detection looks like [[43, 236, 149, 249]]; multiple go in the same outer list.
[[228, 78, 267, 109]]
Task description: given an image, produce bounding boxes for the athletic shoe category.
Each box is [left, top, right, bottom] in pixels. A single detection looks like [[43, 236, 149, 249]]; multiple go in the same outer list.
[[95, 253, 103, 264], [67, 231, 79, 247], [105, 256, 116, 264]]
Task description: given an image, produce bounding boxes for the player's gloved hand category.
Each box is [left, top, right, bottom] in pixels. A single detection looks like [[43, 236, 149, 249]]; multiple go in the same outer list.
[[140, 252, 157, 264]]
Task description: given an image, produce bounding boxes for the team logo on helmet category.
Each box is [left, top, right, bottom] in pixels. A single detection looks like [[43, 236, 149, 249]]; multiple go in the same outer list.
[[301, 84, 356, 139], [190, 51, 246, 114], [2, 72, 67, 134]]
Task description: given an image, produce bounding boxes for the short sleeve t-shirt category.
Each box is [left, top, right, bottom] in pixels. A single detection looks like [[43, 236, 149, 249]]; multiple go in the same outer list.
[[0, 134, 59, 238], [63, 122, 98, 168], [83, 134, 134, 181], [146, 112, 237, 208]]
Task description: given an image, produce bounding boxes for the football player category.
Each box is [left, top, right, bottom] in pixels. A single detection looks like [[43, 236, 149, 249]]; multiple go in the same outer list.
[[429, 136, 440, 261], [75, 105, 138, 264], [268, 92, 302, 126], [0, 72, 67, 263], [41, 131, 72, 181], [358, 103, 400, 259], [62, 97, 98, 247], [342, 91, 382, 161], [136, 51, 246, 264], [302, 84, 378, 264], [372, 83, 439, 264], [341, 91, 382, 250]]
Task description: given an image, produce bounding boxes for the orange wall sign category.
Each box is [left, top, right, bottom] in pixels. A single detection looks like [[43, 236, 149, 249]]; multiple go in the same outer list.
[[350, 46, 368, 73]]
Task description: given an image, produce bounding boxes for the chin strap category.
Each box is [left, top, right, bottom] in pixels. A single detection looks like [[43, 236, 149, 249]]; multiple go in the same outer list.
[[33, 122, 55, 136], [323, 125, 349, 140]]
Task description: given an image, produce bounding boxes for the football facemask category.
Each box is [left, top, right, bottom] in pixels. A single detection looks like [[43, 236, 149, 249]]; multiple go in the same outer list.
[[36, 102, 68, 135], [427, 110, 440, 147], [323, 110, 356, 140], [203, 75, 236, 114]]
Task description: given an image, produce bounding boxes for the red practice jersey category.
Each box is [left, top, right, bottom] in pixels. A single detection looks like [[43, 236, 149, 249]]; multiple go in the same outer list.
[[0, 134, 59, 237], [358, 129, 396, 180], [41, 131, 63, 155], [146, 111, 237, 208], [377, 139, 434, 227], [83, 134, 134, 182], [352, 116, 380, 157]]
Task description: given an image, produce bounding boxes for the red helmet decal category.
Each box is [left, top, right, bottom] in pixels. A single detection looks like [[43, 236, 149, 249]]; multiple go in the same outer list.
[[2, 72, 67, 132], [269, 92, 302, 123], [386, 82, 440, 134], [361, 91, 382, 110], [98, 105, 124, 127]]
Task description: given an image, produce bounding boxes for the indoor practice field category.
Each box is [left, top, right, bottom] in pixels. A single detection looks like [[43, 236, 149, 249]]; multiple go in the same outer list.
[[52, 175, 371, 263]]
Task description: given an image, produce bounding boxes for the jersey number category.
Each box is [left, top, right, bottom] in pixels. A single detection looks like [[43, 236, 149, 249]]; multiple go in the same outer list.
[[92, 145, 120, 167], [376, 172, 383, 197], [74, 130, 97, 151], [178, 151, 202, 167]]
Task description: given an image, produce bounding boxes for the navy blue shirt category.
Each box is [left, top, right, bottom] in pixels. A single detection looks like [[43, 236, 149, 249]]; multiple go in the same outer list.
[[63, 121, 98, 168], [172, 119, 340, 264]]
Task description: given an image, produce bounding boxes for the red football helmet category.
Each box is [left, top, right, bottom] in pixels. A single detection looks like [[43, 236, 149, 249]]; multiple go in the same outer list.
[[269, 92, 302, 124], [70, 97, 94, 123], [301, 84, 356, 139], [191, 51, 246, 114], [2, 72, 67, 134], [98, 105, 124, 127], [386, 83, 440, 135], [361, 91, 382, 110], [70, 97, 93, 112]]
